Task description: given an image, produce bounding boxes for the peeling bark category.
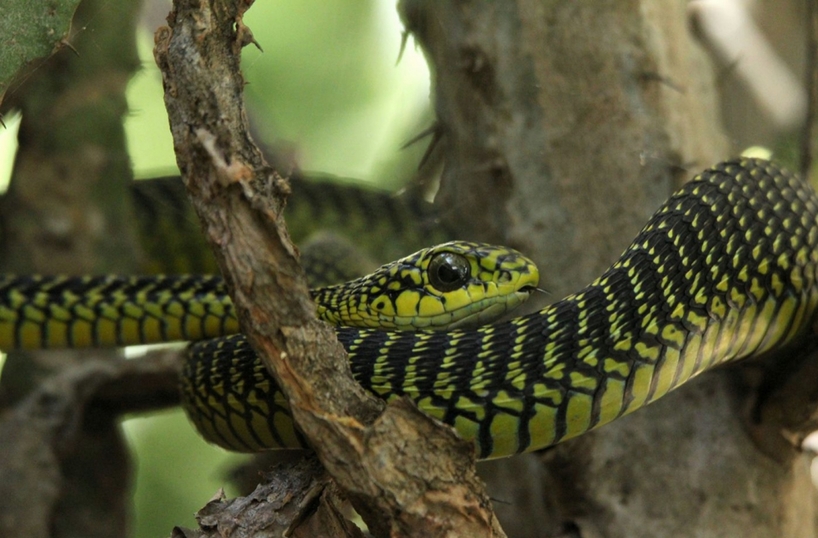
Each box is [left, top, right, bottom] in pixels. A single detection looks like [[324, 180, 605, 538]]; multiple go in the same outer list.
[[154, 1, 504, 536], [173, 457, 367, 538]]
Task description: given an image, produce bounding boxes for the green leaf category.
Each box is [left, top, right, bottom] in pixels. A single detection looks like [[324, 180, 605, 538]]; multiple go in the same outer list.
[[0, 0, 81, 106]]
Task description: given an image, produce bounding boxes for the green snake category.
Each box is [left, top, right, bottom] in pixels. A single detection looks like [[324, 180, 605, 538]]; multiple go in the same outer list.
[[182, 158, 818, 459], [131, 172, 449, 275], [3, 158, 818, 460], [0, 241, 537, 349]]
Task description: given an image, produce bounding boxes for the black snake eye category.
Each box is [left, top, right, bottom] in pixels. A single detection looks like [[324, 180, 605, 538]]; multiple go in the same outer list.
[[428, 252, 471, 292]]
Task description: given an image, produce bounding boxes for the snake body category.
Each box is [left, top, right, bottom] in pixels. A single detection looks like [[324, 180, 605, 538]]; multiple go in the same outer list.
[[132, 173, 449, 275], [0, 241, 537, 350], [4, 159, 818, 460], [184, 159, 818, 459], [0, 275, 237, 349]]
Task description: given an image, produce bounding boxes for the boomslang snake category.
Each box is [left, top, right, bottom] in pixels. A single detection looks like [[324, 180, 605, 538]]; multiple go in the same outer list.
[[3, 158, 818, 460], [0, 240, 539, 449], [184, 158, 818, 459]]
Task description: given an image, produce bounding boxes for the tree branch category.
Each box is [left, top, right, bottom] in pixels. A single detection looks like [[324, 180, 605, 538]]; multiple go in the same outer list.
[[0, 349, 182, 537], [153, 1, 504, 536]]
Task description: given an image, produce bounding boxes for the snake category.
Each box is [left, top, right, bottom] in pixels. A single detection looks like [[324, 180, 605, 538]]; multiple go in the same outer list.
[[182, 158, 818, 459], [131, 172, 449, 275], [0, 241, 538, 350], [3, 158, 817, 461]]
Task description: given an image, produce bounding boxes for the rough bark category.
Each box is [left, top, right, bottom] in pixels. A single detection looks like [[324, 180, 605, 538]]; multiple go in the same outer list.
[[400, 1, 818, 537], [172, 457, 367, 538], [805, 0, 818, 177], [0, 0, 143, 536], [154, 1, 504, 536]]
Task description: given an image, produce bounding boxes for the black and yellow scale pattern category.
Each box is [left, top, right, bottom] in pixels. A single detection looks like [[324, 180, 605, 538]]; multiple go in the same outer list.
[[313, 242, 539, 331], [0, 242, 537, 351], [132, 173, 450, 275], [182, 159, 818, 459], [0, 275, 237, 349]]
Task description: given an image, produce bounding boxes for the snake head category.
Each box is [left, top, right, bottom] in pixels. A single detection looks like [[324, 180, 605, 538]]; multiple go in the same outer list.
[[313, 240, 539, 330]]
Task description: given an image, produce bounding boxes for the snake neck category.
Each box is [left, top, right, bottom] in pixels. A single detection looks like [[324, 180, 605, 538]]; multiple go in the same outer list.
[[343, 159, 818, 459]]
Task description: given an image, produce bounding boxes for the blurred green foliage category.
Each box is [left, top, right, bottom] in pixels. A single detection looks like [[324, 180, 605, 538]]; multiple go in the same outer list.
[[124, 408, 249, 537], [125, 0, 431, 190], [0, 0, 80, 104], [122, 2, 431, 536]]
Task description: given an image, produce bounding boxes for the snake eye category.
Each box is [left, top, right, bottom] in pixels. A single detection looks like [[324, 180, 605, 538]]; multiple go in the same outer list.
[[428, 252, 471, 292]]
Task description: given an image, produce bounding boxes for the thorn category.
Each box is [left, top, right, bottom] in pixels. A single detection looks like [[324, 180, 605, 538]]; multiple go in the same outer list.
[[401, 122, 438, 150], [237, 21, 263, 51], [60, 38, 79, 56], [401, 122, 444, 170], [396, 30, 410, 66], [417, 125, 443, 170]]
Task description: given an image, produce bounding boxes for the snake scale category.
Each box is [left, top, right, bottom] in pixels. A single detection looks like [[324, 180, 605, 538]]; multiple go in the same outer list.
[[183, 158, 818, 459], [132, 172, 449, 275], [3, 158, 818, 460], [0, 241, 537, 348]]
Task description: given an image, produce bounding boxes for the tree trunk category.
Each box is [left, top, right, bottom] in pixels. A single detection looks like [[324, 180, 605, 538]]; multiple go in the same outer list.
[[400, 1, 818, 536]]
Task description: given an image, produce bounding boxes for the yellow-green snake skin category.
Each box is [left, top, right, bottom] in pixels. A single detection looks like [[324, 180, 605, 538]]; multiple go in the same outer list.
[[183, 159, 818, 459], [4, 158, 817, 460], [0, 241, 537, 349], [132, 172, 450, 275]]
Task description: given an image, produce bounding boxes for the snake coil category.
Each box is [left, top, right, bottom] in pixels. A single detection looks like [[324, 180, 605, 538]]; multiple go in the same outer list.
[[2, 158, 816, 461], [184, 159, 818, 459]]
